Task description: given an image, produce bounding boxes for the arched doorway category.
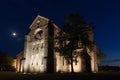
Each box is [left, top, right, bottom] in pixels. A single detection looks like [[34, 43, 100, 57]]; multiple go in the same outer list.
[[81, 50, 91, 72]]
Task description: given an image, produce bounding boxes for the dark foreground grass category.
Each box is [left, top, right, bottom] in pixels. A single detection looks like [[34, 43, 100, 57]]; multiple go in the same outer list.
[[0, 71, 120, 80]]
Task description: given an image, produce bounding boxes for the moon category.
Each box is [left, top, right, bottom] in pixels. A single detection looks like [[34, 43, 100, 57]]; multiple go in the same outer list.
[[12, 32, 16, 36]]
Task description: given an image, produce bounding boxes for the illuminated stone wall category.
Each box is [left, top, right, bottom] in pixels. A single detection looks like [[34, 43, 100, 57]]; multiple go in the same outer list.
[[23, 16, 49, 73], [12, 59, 17, 69], [17, 15, 98, 73], [16, 51, 24, 72]]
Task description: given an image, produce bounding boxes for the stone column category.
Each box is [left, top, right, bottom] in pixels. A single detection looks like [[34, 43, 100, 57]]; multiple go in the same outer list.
[[91, 45, 98, 73], [23, 35, 31, 73]]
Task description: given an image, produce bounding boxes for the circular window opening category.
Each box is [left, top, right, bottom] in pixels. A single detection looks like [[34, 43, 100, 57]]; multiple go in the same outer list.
[[34, 28, 43, 39]]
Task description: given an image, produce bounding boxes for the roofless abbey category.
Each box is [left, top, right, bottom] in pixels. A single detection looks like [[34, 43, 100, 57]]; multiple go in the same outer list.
[[16, 15, 98, 73]]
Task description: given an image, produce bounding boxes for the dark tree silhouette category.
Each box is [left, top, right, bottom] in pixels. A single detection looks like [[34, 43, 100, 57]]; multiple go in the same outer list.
[[0, 51, 14, 71], [55, 13, 106, 73], [55, 13, 95, 73]]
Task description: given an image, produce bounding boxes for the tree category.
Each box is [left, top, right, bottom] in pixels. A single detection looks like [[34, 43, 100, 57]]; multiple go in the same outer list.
[[0, 51, 14, 71], [55, 31, 72, 72], [55, 13, 95, 73], [55, 13, 106, 73], [66, 13, 95, 72]]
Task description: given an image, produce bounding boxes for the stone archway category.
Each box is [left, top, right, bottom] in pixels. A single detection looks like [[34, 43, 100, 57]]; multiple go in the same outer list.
[[81, 50, 91, 72]]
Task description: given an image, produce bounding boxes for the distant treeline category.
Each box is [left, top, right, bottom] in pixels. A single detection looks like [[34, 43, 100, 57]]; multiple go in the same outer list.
[[99, 65, 120, 72]]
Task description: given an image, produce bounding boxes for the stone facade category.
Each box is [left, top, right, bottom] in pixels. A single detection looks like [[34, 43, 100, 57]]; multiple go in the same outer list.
[[16, 51, 24, 72], [16, 15, 98, 73], [12, 59, 17, 69]]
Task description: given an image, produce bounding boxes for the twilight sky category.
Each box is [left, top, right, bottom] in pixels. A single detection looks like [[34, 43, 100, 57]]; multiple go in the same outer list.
[[0, 0, 120, 66]]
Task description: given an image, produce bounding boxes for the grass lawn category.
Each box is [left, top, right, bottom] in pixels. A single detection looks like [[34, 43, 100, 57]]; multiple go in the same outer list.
[[0, 71, 120, 80]]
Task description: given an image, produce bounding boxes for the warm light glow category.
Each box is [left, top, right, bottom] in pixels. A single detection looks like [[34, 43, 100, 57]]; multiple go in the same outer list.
[[24, 37, 46, 73], [12, 59, 17, 69]]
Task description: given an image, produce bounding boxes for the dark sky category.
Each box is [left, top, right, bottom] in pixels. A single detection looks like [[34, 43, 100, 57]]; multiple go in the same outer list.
[[0, 0, 120, 66]]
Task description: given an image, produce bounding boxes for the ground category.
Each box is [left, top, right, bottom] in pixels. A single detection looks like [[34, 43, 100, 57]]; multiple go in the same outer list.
[[0, 71, 120, 80]]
